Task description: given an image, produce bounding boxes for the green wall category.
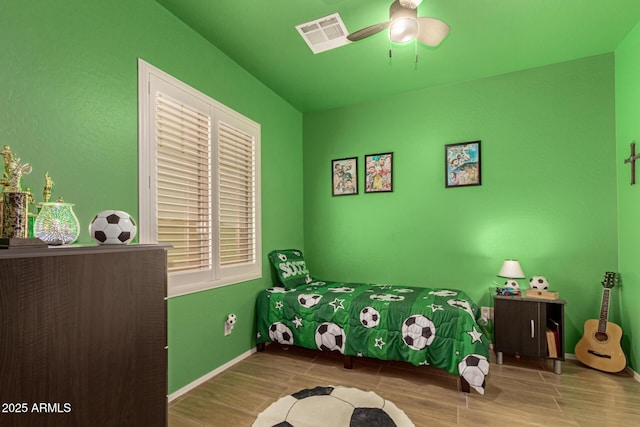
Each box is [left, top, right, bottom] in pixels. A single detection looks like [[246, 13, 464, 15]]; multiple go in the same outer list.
[[303, 54, 618, 355], [615, 22, 640, 374], [0, 0, 304, 393], [2, 0, 636, 398]]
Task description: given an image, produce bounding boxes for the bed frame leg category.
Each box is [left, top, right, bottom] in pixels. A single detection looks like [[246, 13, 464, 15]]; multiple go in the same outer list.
[[343, 355, 353, 369], [460, 376, 470, 393], [256, 342, 265, 352]]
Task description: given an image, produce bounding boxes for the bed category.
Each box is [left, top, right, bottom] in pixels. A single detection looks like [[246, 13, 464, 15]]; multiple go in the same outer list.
[[256, 250, 490, 395]]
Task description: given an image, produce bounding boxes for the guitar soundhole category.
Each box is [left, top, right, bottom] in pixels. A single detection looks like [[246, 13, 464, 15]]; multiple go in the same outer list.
[[595, 331, 609, 342]]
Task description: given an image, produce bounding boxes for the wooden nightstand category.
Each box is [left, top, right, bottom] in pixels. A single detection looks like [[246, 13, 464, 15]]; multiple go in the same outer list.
[[493, 295, 566, 374]]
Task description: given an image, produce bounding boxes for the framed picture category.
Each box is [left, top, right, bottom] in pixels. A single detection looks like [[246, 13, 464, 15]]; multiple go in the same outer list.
[[445, 141, 481, 188], [365, 152, 393, 193], [332, 157, 358, 196]]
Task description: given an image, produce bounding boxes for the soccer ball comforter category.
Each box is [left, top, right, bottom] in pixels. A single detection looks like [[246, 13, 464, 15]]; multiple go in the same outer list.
[[255, 280, 490, 394]]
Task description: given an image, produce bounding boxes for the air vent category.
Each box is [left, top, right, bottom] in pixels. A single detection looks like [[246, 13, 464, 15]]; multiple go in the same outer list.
[[296, 13, 350, 54]]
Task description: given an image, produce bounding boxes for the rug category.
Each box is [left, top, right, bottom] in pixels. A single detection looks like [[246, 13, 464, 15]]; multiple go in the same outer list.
[[252, 385, 414, 427]]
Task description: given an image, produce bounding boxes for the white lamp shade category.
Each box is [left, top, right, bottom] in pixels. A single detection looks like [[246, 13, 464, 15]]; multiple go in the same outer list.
[[498, 260, 525, 279]]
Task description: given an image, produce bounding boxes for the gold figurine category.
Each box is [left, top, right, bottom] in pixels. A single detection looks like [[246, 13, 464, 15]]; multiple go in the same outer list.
[[0, 145, 32, 193], [43, 172, 54, 203], [0, 145, 13, 190]]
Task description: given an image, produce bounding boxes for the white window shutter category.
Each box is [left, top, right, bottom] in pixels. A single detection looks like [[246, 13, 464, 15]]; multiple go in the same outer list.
[[139, 59, 261, 297], [156, 94, 212, 273], [215, 109, 261, 280]]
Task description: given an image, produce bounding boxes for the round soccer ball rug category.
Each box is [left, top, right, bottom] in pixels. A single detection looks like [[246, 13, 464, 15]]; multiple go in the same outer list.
[[252, 385, 414, 427]]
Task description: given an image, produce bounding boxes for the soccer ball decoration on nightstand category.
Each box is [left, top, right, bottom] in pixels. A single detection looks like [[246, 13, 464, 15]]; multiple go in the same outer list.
[[89, 210, 137, 245], [525, 275, 559, 299], [529, 276, 549, 290]]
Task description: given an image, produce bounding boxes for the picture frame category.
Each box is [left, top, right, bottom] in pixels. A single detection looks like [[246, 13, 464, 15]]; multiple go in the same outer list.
[[332, 157, 358, 196], [445, 141, 481, 188], [364, 152, 393, 193]]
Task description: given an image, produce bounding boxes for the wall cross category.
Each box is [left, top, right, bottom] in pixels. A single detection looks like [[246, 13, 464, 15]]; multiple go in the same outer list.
[[624, 142, 640, 185]]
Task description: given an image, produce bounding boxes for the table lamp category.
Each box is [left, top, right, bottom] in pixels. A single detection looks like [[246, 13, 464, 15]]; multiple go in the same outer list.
[[498, 259, 525, 287]]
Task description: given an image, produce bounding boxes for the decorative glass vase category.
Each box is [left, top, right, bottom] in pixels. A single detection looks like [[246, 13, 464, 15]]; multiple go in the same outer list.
[[34, 202, 80, 245]]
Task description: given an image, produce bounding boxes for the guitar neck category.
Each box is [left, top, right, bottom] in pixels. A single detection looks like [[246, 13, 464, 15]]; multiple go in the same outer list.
[[598, 288, 611, 333]]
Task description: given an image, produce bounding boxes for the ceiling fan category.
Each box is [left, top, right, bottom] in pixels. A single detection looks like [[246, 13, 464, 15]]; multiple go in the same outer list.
[[347, 0, 450, 47]]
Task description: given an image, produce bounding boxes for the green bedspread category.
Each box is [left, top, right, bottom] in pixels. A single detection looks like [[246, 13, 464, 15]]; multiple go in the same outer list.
[[256, 280, 490, 394]]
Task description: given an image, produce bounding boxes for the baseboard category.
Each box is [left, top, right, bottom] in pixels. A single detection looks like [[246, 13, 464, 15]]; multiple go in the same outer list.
[[168, 347, 257, 402], [625, 366, 640, 382]]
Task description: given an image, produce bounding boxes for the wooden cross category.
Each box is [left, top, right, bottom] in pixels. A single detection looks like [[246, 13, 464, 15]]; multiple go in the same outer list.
[[624, 142, 640, 185]]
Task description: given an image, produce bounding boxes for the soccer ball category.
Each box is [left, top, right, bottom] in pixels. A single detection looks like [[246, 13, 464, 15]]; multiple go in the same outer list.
[[529, 276, 549, 290], [226, 314, 236, 326], [252, 386, 413, 427], [402, 314, 436, 350], [359, 306, 380, 328], [458, 354, 490, 394], [315, 322, 345, 353], [370, 293, 405, 302], [447, 298, 475, 318], [429, 290, 458, 297], [266, 287, 292, 293], [268, 322, 294, 345], [89, 210, 137, 244], [298, 294, 322, 308], [504, 279, 520, 290], [328, 286, 355, 293]]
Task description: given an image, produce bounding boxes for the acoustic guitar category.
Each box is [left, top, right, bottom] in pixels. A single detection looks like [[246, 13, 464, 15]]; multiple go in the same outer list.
[[575, 272, 626, 373]]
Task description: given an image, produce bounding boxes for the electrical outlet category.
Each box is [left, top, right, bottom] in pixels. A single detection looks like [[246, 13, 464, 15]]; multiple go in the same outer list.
[[481, 306, 493, 321]]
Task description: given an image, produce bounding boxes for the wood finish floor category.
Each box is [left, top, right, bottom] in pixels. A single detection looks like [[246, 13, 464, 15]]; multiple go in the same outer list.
[[169, 345, 640, 426]]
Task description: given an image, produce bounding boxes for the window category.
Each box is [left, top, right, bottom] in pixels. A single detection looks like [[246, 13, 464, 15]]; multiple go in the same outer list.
[[138, 59, 261, 297]]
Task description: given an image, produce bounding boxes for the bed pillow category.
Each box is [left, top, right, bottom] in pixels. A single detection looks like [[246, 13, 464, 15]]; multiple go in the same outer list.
[[268, 249, 313, 289]]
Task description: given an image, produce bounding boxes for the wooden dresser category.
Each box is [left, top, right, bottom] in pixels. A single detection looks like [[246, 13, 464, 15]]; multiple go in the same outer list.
[[0, 244, 168, 426]]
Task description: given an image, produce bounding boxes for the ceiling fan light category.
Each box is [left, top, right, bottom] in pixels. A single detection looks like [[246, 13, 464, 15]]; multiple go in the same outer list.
[[389, 18, 418, 43], [399, 0, 423, 9]]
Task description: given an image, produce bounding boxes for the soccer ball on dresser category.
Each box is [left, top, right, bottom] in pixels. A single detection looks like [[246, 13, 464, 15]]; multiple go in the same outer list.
[[529, 276, 549, 290], [89, 210, 137, 245]]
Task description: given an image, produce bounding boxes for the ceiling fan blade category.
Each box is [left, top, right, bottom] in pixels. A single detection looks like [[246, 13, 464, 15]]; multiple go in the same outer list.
[[416, 17, 450, 47], [347, 22, 389, 42]]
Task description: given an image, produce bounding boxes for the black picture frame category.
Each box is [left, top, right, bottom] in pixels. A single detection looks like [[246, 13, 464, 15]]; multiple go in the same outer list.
[[445, 141, 481, 188], [364, 152, 393, 193], [332, 157, 358, 196]]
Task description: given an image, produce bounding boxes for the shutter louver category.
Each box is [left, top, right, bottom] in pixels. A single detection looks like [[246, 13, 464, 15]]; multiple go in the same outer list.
[[156, 93, 212, 273], [218, 121, 256, 266]]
